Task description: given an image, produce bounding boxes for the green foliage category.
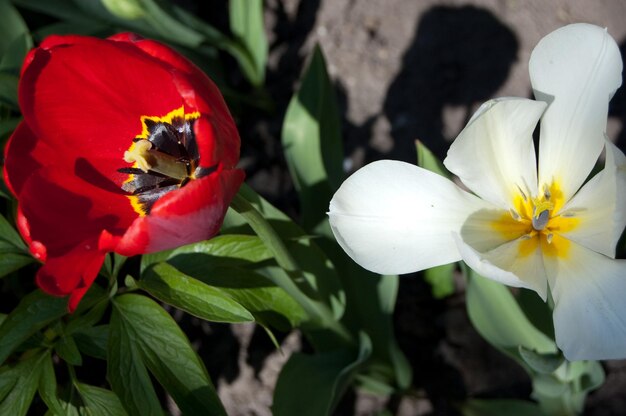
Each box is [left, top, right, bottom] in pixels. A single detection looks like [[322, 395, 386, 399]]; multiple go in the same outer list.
[[0, 290, 67, 365], [0, 349, 47, 416], [273, 333, 372, 416], [0, 212, 33, 278], [278, 44, 411, 410], [139, 262, 255, 323], [282, 45, 343, 232], [229, 0, 267, 86], [465, 269, 604, 415], [109, 294, 226, 416]]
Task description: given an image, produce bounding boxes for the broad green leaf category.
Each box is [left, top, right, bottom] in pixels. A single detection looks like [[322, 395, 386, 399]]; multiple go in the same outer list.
[[112, 294, 226, 416], [466, 270, 556, 364], [273, 333, 372, 416], [0, 350, 47, 416], [38, 352, 65, 415], [108, 300, 161, 416], [423, 263, 456, 299], [229, 0, 267, 86], [0, 117, 19, 139], [281, 45, 344, 232], [169, 234, 273, 266], [163, 259, 305, 330], [75, 383, 128, 416], [0, 290, 67, 365], [139, 262, 254, 323], [416, 140, 449, 178], [460, 399, 545, 416], [74, 325, 108, 360]]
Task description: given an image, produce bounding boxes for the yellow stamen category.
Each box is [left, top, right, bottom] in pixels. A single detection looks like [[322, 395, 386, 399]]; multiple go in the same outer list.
[[124, 139, 153, 173], [491, 180, 579, 259]]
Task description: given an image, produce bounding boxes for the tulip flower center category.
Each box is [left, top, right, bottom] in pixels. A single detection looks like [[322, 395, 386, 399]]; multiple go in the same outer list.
[[492, 182, 579, 259], [118, 106, 215, 216]]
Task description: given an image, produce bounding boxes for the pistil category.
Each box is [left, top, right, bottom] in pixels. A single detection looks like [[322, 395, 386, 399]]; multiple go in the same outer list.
[[123, 139, 188, 180]]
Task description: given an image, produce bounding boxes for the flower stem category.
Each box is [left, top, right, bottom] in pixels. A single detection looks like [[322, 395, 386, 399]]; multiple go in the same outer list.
[[230, 192, 352, 345]]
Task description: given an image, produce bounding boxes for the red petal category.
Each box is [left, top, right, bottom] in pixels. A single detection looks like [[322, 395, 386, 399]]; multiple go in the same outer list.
[[109, 34, 241, 168], [3, 122, 61, 197], [18, 166, 136, 257], [115, 167, 245, 256], [19, 36, 185, 187], [36, 240, 106, 312]]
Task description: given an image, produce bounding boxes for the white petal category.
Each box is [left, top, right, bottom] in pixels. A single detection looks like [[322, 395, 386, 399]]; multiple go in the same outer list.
[[444, 98, 545, 209], [560, 141, 626, 257], [545, 240, 626, 360], [328, 160, 494, 275], [454, 234, 548, 300], [530, 24, 622, 201]]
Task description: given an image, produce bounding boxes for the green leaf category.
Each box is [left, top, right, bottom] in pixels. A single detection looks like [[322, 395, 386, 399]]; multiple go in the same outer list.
[[0, 350, 47, 416], [466, 270, 556, 365], [0, 253, 33, 278], [55, 334, 82, 366], [0, 32, 33, 74], [108, 301, 162, 416], [0, 0, 29, 68], [224, 184, 346, 321], [111, 294, 226, 416], [281, 45, 344, 232], [0, 208, 27, 250], [460, 399, 545, 416], [0, 70, 18, 108], [139, 262, 254, 323], [38, 352, 65, 415], [135, 0, 205, 47], [75, 383, 128, 416], [0, 290, 67, 365], [163, 258, 306, 330], [518, 346, 563, 374], [423, 263, 456, 299], [229, 0, 267, 86], [273, 333, 372, 416], [416, 140, 449, 178], [169, 234, 273, 266], [74, 325, 108, 360]]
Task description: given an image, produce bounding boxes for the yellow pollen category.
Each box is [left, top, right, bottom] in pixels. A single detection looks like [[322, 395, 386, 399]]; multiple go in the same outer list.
[[124, 139, 153, 172], [490, 181, 579, 259]]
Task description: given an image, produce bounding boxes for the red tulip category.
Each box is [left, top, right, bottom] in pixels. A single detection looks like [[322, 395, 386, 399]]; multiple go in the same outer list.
[[3, 33, 245, 311]]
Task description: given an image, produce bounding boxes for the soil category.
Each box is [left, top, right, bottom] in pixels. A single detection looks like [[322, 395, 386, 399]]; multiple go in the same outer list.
[[182, 1, 626, 415]]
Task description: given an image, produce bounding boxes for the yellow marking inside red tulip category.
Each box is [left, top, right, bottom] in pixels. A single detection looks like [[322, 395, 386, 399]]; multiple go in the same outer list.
[[121, 106, 201, 216], [491, 181, 579, 259]]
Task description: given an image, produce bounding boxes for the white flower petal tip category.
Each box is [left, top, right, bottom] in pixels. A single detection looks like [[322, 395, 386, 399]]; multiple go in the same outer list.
[[444, 98, 546, 209], [531, 24, 623, 200], [328, 160, 492, 275]]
